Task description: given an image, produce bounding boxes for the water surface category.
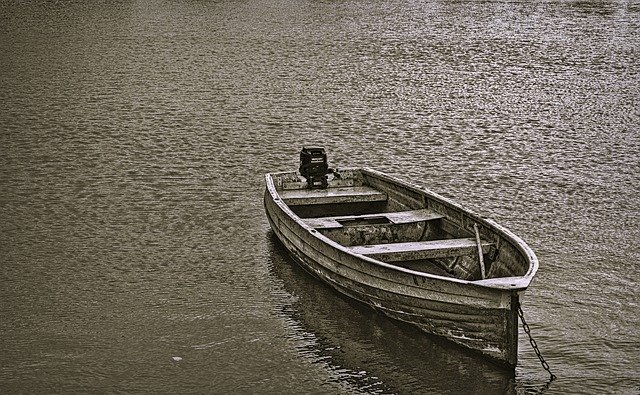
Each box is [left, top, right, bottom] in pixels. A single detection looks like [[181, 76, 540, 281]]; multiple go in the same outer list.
[[1, 0, 638, 393]]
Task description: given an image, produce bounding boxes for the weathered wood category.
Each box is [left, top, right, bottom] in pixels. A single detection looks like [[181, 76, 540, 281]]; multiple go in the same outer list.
[[264, 167, 539, 368], [348, 238, 493, 262], [280, 186, 387, 206], [303, 208, 444, 229], [473, 223, 487, 279]]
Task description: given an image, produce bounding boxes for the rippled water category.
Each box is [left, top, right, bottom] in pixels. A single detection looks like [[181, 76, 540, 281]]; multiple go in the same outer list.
[[1, 0, 638, 393]]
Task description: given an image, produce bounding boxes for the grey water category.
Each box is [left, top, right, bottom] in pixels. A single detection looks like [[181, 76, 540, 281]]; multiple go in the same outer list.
[[1, 0, 638, 393]]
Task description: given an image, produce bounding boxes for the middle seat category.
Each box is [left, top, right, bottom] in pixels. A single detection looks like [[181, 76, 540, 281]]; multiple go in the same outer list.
[[303, 208, 444, 230]]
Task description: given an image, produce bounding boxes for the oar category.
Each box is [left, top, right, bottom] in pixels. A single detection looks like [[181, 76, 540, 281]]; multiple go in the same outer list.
[[473, 223, 486, 279]]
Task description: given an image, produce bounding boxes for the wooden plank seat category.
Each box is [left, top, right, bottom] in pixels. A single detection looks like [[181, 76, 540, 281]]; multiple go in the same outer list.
[[280, 186, 387, 206], [347, 238, 493, 262], [303, 208, 444, 229]]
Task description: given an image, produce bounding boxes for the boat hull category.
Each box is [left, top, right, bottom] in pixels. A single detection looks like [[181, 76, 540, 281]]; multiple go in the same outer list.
[[265, 169, 535, 368]]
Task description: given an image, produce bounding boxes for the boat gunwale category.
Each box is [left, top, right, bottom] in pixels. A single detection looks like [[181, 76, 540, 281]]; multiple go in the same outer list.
[[265, 168, 538, 291]]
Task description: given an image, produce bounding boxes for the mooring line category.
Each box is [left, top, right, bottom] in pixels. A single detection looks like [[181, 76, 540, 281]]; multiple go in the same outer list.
[[517, 301, 557, 381]]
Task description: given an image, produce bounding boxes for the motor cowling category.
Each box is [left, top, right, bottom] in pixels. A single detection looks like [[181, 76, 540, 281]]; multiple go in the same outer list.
[[299, 147, 329, 189]]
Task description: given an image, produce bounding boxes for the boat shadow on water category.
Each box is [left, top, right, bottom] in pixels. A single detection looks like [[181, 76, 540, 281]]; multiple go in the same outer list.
[[266, 231, 520, 394]]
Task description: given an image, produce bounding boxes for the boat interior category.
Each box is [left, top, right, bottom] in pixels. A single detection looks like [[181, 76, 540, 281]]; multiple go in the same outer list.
[[272, 168, 529, 281]]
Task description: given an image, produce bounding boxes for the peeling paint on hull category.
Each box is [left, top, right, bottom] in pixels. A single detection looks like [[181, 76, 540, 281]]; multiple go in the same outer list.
[[264, 168, 538, 369]]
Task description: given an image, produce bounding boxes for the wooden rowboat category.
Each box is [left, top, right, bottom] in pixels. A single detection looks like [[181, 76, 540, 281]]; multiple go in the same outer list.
[[264, 154, 538, 368]]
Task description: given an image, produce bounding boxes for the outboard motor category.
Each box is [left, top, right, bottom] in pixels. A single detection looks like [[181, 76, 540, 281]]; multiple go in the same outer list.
[[299, 147, 329, 189]]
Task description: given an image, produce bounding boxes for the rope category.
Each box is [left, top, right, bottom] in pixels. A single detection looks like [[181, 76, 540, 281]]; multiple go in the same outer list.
[[517, 301, 557, 381]]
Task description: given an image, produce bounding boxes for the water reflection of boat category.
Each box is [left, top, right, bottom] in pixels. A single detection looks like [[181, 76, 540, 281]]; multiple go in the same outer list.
[[267, 233, 516, 394], [264, 149, 538, 368]]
